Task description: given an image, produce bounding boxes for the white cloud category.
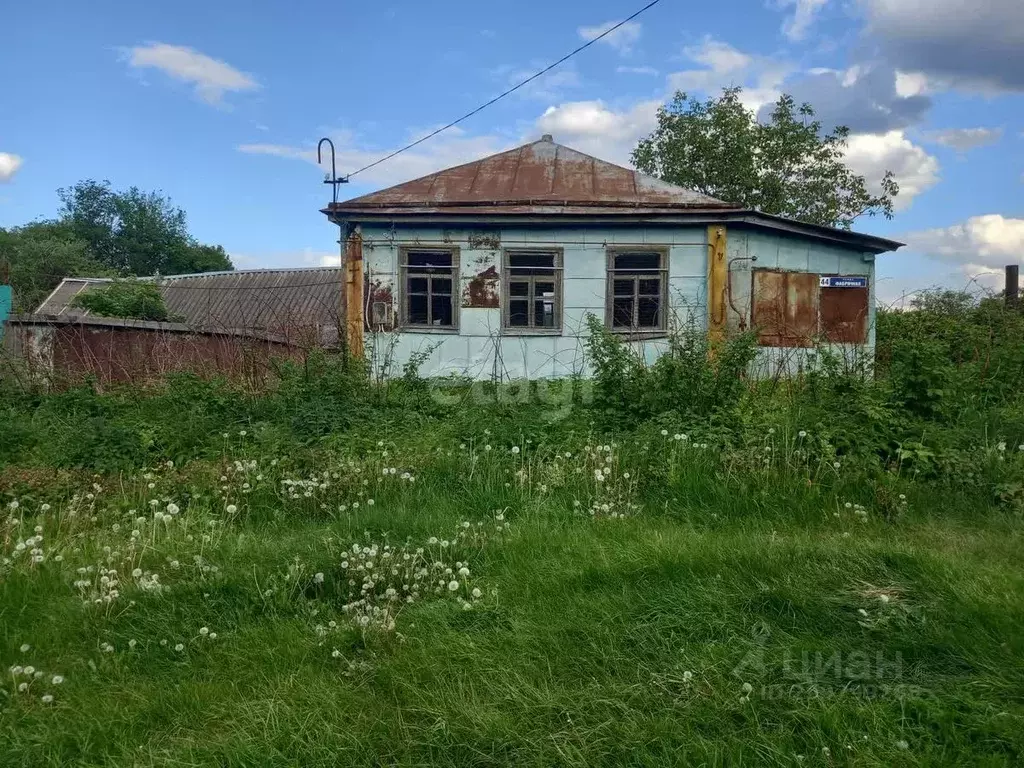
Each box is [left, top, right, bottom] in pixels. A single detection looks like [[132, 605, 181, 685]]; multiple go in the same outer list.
[[490, 63, 581, 101], [925, 127, 1003, 152], [901, 215, 1024, 269], [668, 38, 791, 112], [617, 65, 659, 76], [229, 248, 340, 270], [0, 152, 23, 183], [843, 131, 940, 210], [535, 100, 660, 165], [779, 0, 830, 41], [577, 20, 642, 54], [239, 127, 514, 189], [894, 71, 929, 98], [124, 42, 259, 105]]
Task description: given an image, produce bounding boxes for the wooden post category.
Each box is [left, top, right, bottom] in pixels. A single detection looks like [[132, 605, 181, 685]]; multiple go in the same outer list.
[[707, 225, 728, 344], [1006, 264, 1019, 309], [345, 227, 364, 358]]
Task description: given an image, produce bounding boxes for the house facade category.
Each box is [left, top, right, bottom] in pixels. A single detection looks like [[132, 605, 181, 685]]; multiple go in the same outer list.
[[323, 135, 901, 380]]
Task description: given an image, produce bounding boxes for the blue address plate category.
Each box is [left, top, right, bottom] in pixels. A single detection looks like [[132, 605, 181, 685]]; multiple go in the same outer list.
[[819, 276, 868, 288]]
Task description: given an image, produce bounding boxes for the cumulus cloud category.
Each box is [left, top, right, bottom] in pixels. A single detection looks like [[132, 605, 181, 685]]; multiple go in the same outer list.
[[760, 65, 931, 134], [901, 215, 1024, 269], [925, 127, 1003, 152], [239, 127, 514, 190], [843, 131, 940, 210], [534, 100, 661, 165], [577, 20, 642, 54], [0, 152, 23, 183], [668, 37, 791, 112], [860, 0, 1024, 93], [779, 0, 830, 41], [124, 42, 259, 105]]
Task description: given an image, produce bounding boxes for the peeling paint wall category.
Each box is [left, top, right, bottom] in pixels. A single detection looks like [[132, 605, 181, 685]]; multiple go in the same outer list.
[[359, 224, 873, 380]]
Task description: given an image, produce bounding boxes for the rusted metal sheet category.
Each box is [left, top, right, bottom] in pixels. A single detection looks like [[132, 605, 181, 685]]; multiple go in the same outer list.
[[5, 318, 305, 387], [345, 231, 364, 358], [752, 270, 818, 347], [327, 138, 738, 216], [820, 286, 868, 343]]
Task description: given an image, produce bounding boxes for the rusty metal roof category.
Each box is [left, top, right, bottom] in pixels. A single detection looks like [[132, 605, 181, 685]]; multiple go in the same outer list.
[[34, 268, 343, 338], [326, 136, 739, 216]]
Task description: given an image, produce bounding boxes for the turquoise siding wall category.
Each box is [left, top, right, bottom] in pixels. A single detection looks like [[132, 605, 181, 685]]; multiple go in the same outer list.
[[0, 285, 11, 342], [359, 224, 874, 380]]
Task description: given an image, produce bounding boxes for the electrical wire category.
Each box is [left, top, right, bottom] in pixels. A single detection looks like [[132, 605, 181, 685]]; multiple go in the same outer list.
[[342, 0, 666, 181]]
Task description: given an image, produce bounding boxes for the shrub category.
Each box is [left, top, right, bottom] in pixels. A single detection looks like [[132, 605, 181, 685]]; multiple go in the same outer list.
[[72, 278, 174, 321]]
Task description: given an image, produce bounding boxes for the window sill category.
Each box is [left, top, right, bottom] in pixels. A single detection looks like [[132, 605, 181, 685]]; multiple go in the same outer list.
[[397, 326, 461, 335], [608, 328, 670, 341], [502, 328, 564, 336]]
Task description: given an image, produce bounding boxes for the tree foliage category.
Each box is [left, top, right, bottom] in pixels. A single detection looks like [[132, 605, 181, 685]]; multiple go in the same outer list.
[[632, 88, 899, 230], [0, 222, 112, 312], [1, 180, 230, 314], [58, 180, 232, 275]]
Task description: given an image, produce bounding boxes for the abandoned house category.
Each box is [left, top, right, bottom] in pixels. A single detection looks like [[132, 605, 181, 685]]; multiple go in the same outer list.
[[324, 134, 902, 380], [3, 268, 343, 383]]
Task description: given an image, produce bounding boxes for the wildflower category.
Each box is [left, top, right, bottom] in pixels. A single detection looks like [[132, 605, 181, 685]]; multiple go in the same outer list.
[[239, 430, 247, 437], [10, 666, 23, 675], [129, 639, 138, 649], [8, 500, 19, 510], [471, 587, 482, 599], [741, 682, 753, 694], [896, 740, 909, 750], [41, 503, 51, 512], [997, 441, 1006, 452], [226, 504, 238, 515], [24, 666, 35, 676], [447, 580, 459, 592], [174, 643, 184, 652], [132, 568, 143, 578], [682, 671, 693, 682], [18, 683, 28, 692], [314, 572, 325, 584], [51, 675, 64, 685], [19, 644, 30, 653], [511, 446, 520, 454], [660, 429, 669, 436], [332, 649, 342, 658], [458, 567, 470, 577], [166, 503, 180, 515], [857, 608, 868, 617], [879, 594, 890, 604], [209, 633, 217, 640], [798, 430, 807, 438], [833, 462, 841, 470], [484, 445, 492, 452], [674, 434, 682, 441], [41, 694, 54, 704]]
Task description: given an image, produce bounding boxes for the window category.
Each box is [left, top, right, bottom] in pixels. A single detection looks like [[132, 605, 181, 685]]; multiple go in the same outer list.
[[400, 248, 458, 330], [606, 249, 668, 333], [503, 250, 562, 331]]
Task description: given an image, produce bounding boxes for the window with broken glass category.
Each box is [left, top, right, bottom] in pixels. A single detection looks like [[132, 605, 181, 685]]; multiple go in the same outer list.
[[606, 250, 668, 332], [400, 249, 458, 330], [503, 250, 562, 331]]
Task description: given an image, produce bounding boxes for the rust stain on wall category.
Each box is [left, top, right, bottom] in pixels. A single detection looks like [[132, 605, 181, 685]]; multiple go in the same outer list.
[[463, 265, 500, 308], [467, 230, 501, 250], [366, 278, 395, 330]]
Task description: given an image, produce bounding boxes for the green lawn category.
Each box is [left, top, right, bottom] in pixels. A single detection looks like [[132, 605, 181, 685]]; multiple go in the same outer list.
[[3, 434, 1023, 767]]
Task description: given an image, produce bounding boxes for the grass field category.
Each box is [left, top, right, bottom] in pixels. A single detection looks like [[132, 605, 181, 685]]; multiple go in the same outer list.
[[3, 414, 1024, 767]]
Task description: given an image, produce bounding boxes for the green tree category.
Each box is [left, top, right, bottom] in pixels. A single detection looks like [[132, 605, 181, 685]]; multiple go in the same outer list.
[[632, 88, 899, 230], [0, 221, 112, 312], [57, 180, 232, 275]]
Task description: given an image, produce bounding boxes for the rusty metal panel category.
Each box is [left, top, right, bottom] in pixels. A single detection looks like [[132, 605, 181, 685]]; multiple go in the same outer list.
[[820, 286, 868, 343], [752, 270, 817, 348]]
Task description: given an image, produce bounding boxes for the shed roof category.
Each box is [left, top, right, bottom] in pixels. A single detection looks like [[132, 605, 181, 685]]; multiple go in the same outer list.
[[34, 268, 343, 337], [326, 136, 737, 216]]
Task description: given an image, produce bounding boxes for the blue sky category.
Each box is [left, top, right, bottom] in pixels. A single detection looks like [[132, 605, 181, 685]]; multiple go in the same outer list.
[[1, 0, 1021, 304]]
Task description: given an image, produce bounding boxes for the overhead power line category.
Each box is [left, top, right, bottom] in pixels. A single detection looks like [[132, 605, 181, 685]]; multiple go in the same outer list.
[[343, 0, 666, 181]]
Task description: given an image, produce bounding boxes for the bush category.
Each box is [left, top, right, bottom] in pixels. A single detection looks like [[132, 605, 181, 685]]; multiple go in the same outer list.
[[72, 278, 174, 321]]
